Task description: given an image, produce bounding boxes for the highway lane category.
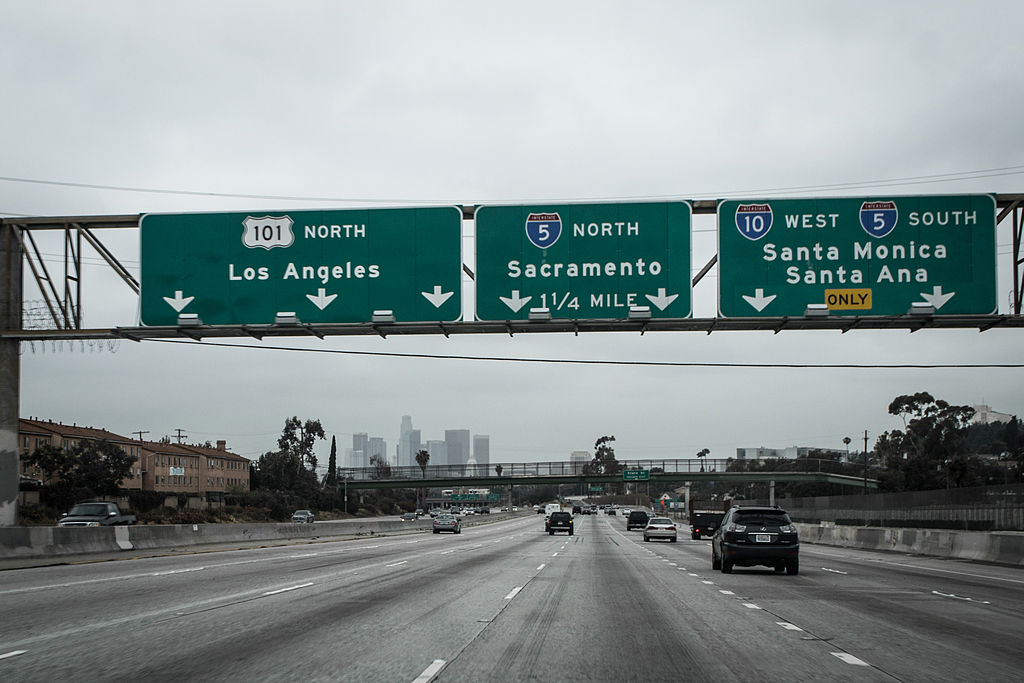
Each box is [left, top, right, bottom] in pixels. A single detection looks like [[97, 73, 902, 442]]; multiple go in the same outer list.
[[1, 513, 1023, 682]]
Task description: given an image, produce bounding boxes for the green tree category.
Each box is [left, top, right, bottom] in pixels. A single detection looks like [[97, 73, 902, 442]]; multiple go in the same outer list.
[[370, 454, 392, 480], [24, 439, 134, 510], [325, 435, 338, 487], [586, 435, 620, 475], [875, 392, 977, 491], [415, 449, 430, 477], [256, 417, 325, 495]]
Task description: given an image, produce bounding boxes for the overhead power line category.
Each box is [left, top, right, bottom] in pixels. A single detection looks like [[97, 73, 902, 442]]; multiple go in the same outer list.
[[144, 338, 1024, 369], [1, 164, 1023, 208]]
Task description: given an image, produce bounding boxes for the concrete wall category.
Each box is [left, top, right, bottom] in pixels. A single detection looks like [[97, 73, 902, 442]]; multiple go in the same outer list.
[[795, 522, 1024, 566], [0, 515, 467, 561]]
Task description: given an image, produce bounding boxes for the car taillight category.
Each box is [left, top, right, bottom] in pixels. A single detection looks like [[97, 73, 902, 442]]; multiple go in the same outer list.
[[728, 523, 746, 532], [667, 526, 675, 531]]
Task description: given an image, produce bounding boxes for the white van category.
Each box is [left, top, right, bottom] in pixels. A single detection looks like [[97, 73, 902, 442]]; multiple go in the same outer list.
[[544, 503, 562, 517]]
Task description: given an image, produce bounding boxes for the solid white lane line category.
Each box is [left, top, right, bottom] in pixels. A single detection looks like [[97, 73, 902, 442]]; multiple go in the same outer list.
[[504, 587, 523, 600], [412, 659, 446, 683], [0, 650, 27, 660], [832, 653, 870, 666], [386, 561, 408, 567], [536, 564, 546, 571], [821, 567, 848, 574], [262, 582, 314, 596], [743, 603, 760, 609], [776, 622, 803, 631], [932, 590, 990, 604]]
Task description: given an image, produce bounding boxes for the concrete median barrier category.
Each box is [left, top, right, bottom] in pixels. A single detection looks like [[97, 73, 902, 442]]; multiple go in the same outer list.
[[796, 522, 1024, 566]]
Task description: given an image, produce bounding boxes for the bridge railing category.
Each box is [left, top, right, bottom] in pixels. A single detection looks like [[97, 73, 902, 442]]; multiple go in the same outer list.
[[338, 457, 863, 482]]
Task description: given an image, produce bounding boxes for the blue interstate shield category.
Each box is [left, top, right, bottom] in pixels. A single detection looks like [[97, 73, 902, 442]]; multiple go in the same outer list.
[[860, 200, 898, 238], [735, 204, 773, 241], [525, 212, 562, 249]]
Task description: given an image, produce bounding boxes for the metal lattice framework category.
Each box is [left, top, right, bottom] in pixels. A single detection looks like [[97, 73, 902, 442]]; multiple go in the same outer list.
[[2, 197, 1023, 341]]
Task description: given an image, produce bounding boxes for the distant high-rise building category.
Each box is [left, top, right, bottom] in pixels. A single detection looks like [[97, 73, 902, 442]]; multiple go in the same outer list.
[[398, 416, 421, 468], [368, 436, 387, 463], [570, 450, 590, 474], [445, 429, 471, 467], [427, 440, 447, 466], [352, 433, 369, 468], [474, 434, 490, 469]]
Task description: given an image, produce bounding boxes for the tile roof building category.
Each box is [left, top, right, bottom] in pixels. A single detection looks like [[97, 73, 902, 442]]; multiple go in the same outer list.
[[18, 418, 249, 500]]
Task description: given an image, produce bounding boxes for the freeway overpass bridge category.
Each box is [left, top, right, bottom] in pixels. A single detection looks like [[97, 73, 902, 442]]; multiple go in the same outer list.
[[337, 458, 877, 492]]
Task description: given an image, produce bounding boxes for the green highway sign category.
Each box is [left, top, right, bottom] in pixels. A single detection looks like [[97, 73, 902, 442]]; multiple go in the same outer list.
[[140, 207, 463, 325], [718, 195, 997, 317], [475, 202, 691, 321], [589, 485, 604, 492], [622, 469, 650, 481]]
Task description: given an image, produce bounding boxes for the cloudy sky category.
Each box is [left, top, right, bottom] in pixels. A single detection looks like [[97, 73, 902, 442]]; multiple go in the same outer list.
[[5, 1, 1023, 469]]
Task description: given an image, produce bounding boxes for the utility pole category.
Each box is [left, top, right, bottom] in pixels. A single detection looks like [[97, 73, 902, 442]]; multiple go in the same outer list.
[[174, 428, 187, 444], [133, 430, 149, 442]]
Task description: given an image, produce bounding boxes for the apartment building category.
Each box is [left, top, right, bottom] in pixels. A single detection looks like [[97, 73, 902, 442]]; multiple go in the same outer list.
[[18, 418, 249, 500]]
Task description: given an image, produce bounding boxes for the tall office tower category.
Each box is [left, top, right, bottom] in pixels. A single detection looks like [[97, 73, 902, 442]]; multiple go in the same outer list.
[[352, 433, 369, 467], [368, 436, 387, 463], [398, 415, 415, 468], [473, 434, 490, 469], [445, 429, 471, 467], [409, 429, 421, 466], [570, 450, 590, 474], [426, 440, 447, 466]]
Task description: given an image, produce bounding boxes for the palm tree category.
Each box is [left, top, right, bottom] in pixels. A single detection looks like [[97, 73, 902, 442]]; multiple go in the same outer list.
[[415, 449, 430, 509]]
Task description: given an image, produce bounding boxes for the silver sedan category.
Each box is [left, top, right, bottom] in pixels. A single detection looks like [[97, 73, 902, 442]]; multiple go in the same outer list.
[[643, 517, 678, 542]]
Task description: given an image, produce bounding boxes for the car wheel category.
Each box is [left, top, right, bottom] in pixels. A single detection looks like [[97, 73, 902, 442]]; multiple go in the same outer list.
[[774, 562, 786, 573], [787, 559, 799, 575], [670, 536, 677, 543], [722, 559, 733, 574], [643, 535, 649, 542], [711, 550, 721, 570], [433, 530, 439, 534], [569, 530, 574, 535], [549, 530, 554, 535], [692, 533, 699, 540]]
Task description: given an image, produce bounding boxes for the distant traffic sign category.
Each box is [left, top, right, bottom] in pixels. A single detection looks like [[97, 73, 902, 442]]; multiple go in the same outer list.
[[140, 207, 462, 325], [718, 195, 997, 317], [623, 469, 651, 481], [475, 202, 691, 321]]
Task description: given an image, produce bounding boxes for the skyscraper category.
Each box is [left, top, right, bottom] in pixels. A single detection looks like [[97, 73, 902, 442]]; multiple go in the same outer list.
[[398, 415, 420, 468], [473, 434, 490, 469], [352, 433, 369, 468], [445, 429, 471, 467]]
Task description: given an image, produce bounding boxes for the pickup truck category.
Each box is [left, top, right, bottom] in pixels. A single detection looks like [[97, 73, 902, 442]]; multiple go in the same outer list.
[[58, 501, 137, 527]]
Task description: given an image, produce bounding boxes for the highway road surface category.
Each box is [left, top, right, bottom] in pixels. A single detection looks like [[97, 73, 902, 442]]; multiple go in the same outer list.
[[1, 513, 1022, 682]]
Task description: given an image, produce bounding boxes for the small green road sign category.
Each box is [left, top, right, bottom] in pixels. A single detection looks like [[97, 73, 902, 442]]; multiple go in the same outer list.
[[718, 195, 997, 317], [475, 202, 692, 321], [589, 485, 604, 492], [623, 469, 651, 481], [140, 207, 462, 326]]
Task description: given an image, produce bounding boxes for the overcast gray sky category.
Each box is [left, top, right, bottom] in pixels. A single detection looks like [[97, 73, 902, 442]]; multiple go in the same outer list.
[[5, 1, 1023, 467]]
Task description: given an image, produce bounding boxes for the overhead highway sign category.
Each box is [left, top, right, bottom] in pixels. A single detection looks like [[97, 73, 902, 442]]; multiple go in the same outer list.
[[140, 207, 463, 325], [475, 202, 691, 321], [717, 195, 997, 318]]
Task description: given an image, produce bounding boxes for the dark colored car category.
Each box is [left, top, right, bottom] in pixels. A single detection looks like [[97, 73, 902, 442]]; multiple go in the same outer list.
[[547, 511, 574, 535], [626, 510, 650, 530], [711, 506, 799, 575]]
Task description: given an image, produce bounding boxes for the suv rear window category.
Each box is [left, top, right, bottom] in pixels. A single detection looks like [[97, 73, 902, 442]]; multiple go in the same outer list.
[[733, 512, 791, 525], [549, 512, 572, 522]]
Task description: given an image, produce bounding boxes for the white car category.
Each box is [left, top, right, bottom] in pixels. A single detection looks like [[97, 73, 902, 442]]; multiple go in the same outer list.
[[643, 517, 678, 542]]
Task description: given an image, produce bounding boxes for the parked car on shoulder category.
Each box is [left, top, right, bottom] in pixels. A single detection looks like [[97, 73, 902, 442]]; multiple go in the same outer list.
[[711, 506, 799, 575], [643, 517, 677, 542], [291, 509, 315, 523]]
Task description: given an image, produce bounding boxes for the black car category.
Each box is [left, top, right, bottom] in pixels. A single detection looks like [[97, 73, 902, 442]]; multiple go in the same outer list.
[[548, 511, 574, 535], [626, 510, 649, 530], [711, 506, 799, 575]]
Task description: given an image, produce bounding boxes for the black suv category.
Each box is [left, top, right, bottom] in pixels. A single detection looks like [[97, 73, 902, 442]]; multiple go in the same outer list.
[[711, 506, 799, 575], [626, 510, 649, 530], [548, 511, 574, 535]]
